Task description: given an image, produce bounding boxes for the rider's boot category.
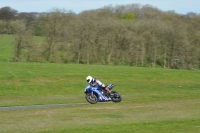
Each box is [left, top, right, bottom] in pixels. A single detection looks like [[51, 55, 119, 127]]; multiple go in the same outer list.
[[105, 87, 111, 94], [104, 87, 115, 98]]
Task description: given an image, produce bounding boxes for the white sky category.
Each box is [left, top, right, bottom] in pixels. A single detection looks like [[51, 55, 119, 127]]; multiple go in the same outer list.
[[1, 0, 200, 14]]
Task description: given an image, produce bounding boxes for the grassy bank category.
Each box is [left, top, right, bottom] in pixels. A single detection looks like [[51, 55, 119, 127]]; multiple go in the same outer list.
[[0, 34, 14, 62], [0, 62, 200, 132]]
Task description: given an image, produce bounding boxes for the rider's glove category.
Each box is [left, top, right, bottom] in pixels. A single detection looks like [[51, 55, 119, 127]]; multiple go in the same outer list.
[[101, 84, 105, 88]]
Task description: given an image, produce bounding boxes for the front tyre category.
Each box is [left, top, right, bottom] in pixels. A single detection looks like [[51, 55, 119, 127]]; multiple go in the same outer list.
[[111, 91, 122, 103], [85, 93, 98, 104]]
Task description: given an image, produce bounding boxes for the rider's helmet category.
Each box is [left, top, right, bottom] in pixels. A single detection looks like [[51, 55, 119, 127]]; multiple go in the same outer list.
[[86, 76, 93, 83]]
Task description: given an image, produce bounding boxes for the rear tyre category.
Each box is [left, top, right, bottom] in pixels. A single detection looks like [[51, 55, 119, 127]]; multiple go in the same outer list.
[[111, 91, 122, 102], [85, 93, 98, 104]]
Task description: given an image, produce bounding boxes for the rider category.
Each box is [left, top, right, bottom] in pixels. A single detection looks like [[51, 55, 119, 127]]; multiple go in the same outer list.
[[86, 76, 111, 94]]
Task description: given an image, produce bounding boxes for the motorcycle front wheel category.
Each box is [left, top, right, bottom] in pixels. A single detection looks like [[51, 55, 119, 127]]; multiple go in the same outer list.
[[85, 93, 98, 104]]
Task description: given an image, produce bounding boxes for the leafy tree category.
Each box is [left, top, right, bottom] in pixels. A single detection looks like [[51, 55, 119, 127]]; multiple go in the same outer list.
[[0, 6, 18, 21], [120, 13, 135, 20]]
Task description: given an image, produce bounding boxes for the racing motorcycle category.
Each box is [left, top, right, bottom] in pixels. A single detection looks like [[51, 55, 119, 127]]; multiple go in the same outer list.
[[84, 84, 122, 104]]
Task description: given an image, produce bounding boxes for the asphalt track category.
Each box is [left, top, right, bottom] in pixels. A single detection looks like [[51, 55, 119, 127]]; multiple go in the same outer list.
[[0, 102, 112, 111], [0, 103, 90, 111]]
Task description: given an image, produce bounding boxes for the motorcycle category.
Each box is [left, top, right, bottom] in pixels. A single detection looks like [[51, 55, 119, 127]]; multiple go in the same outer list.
[[84, 84, 122, 104]]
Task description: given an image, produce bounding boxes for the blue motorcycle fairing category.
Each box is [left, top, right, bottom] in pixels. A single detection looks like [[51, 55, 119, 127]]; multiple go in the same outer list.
[[84, 84, 112, 102]]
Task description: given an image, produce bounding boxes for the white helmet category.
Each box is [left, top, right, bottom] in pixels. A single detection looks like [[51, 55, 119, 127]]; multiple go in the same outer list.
[[86, 76, 93, 83]]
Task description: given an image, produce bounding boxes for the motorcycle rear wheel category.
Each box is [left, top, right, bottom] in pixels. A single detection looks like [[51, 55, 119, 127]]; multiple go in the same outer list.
[[85, 93, 98, 104], [111, 91, 122, 102]]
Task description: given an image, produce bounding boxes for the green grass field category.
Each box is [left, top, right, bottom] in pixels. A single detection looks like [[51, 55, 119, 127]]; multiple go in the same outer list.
[[0, 35, 200, 133], [0, 62, 200, 133]]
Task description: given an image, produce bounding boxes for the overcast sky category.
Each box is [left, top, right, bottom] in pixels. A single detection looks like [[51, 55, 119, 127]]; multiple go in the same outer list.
[[1, 0, 200, 14]]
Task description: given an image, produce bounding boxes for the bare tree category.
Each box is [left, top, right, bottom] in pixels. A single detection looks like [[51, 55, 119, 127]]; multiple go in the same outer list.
[[39, 9, 70, 62], [10, 20, 34, 62]]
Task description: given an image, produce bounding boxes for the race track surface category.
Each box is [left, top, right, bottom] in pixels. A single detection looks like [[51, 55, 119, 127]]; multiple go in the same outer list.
[[0, 103, 90, 111]]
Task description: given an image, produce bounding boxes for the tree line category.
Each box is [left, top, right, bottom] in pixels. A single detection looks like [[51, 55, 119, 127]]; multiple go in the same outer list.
[[0, 4, 200, 69]]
